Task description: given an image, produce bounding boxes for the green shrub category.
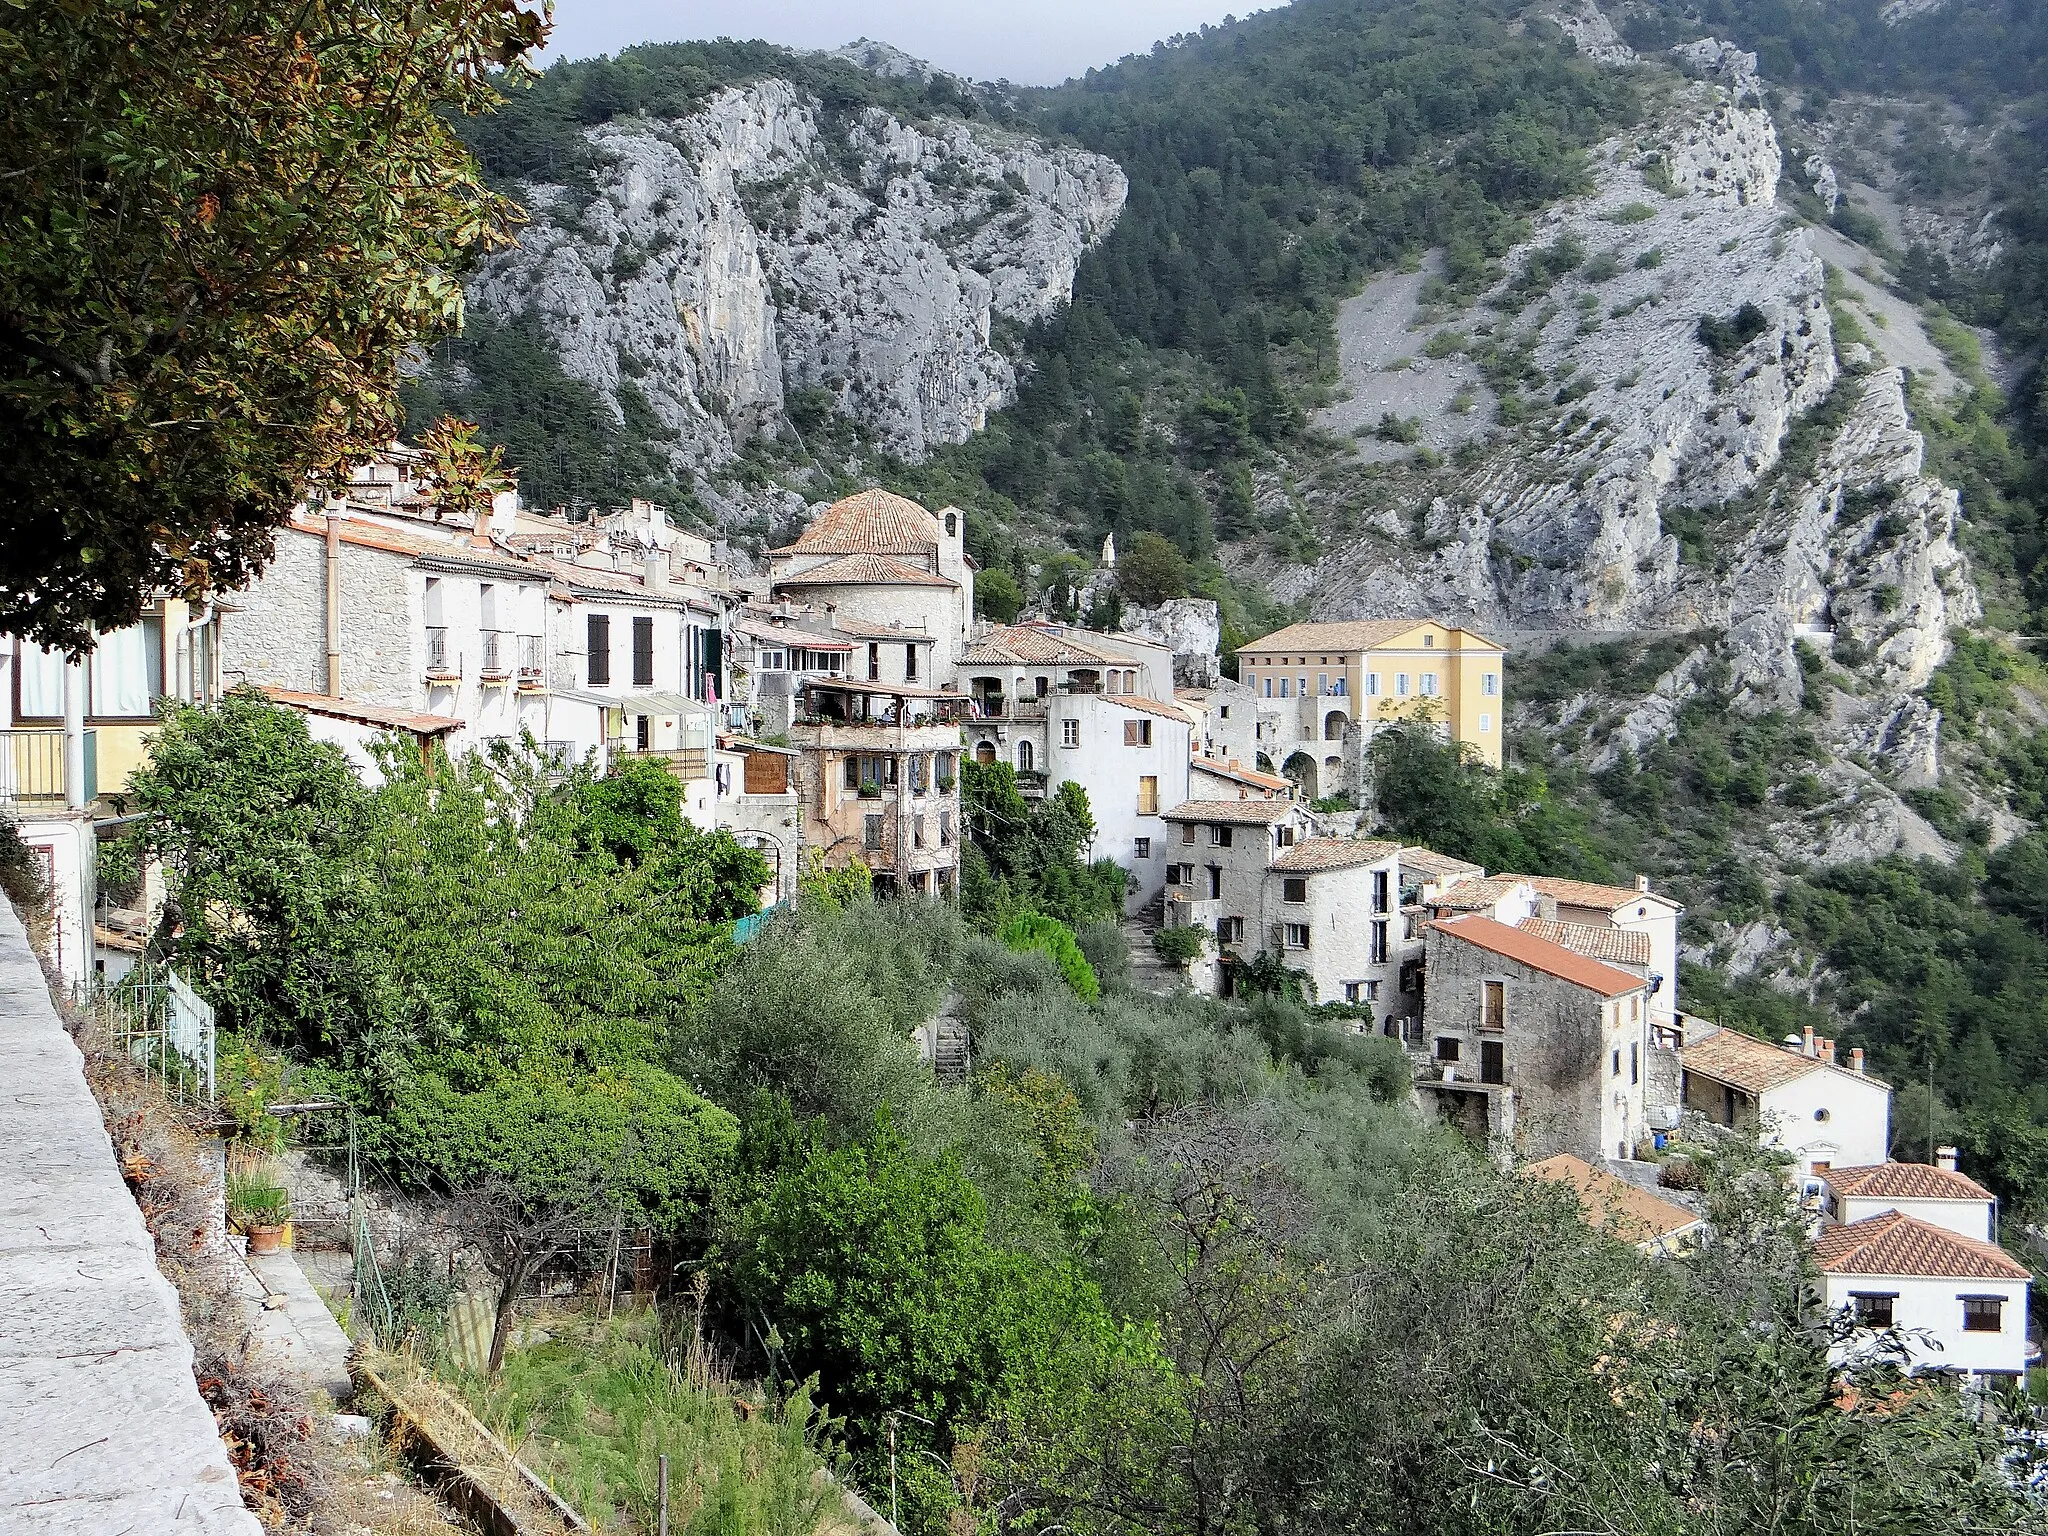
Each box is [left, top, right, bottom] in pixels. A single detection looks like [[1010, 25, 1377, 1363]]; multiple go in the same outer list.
[[1696, 304, 1770, 358], [1000, 913, 1101, 1001], [1606, 201, 1657, 224], [1153, 924, 1207, 969]]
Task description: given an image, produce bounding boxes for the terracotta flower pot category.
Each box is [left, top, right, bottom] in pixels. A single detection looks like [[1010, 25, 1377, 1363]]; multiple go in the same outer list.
[[246, 1224, 285, 1256]]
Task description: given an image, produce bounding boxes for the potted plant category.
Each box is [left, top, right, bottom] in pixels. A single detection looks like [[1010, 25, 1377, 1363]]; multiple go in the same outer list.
[[936, 774, 956, 792], [858, 780, 884, 799], [228, 1163, 292, 1254]]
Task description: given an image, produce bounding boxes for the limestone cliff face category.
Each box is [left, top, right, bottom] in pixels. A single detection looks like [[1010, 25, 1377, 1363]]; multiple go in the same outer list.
[[452, 79, 1125, 471], [1287, 35, 1976, 853]]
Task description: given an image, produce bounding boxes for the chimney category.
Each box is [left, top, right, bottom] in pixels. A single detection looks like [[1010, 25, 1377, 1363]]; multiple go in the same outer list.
[[1801, 1025, 1816, 1058], [1819, 1037, 1835, 1065], [1936, 1145, 1959, 1173], [1635, 873, 1650, 894], [1850, 1047, 1865, 1074], [644, 548, 670, 591]]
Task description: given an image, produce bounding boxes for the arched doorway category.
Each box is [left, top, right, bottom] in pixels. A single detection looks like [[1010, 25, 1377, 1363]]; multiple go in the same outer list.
[[1283, 750, 1318, 800], [1323, 709, 1347, 741], [975, 740, 996, 765]]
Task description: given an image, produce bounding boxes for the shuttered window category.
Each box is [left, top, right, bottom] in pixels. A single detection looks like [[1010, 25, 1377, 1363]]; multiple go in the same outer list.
[[586, 615, 610, 686], [632, 616, 655, 686]]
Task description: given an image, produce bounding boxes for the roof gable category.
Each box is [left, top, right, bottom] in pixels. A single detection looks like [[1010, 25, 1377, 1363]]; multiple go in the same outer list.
[[1432, 915, 1644, 997], [1680, 1028, 1891, 1095], [1823, 1162, 1996, 1204], [775, 552, 957, 589], [1161, 798, 1302, 826], [1518, 918, 1652, 967]]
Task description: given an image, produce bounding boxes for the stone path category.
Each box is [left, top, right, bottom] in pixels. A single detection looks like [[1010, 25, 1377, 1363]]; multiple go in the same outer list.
[[0, 892, 262, 1534], [229, 1245, 355, 1405]]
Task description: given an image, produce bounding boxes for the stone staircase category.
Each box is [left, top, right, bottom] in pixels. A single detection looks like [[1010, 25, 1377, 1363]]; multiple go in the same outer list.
[[930, 991, 971, 1086], [1122, 890, 1184, 996]]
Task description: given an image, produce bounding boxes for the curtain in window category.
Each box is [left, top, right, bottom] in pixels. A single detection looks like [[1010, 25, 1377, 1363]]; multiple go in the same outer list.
[[90, 622, 160, 717], [17, 644, 66, 717]]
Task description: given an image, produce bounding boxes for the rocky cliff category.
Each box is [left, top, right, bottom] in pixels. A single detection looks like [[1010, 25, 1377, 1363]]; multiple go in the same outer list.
[[1277, 31, 1978, 859], [441, 78, 1125, 474]]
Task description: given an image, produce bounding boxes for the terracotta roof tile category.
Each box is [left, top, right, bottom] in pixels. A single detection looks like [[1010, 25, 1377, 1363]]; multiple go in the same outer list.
[[771, 487, 942, 556], [1823, 1162, 1996, 1203], [1430, 915, 1644, 998], [1518, 918, 1652, 967], [1428, 876, 1531, 913], [1191, 758, 1293, 794], [1509, 875, 1682, 914], [1813, 1211, 2029, 1281], [1400, 846, 1485, 878], [1240, 620, 1505, 654], [776, 552, 957, 589], [1526, 1155, 1702, 1246], [1162, 799, 1303, 826], [1112, 694, 1194, 723], [1681, 1028, 1850, 1095], [1270, 838, 1401, 873]]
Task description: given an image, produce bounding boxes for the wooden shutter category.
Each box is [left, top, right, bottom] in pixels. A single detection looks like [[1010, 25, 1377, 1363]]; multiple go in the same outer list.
[[632, 616, 655, 686], [586, 615, 610, 685], [744, 752, 787, 794]]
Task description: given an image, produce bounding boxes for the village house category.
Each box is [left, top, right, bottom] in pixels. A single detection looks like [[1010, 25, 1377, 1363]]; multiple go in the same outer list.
[[1526, 1154, 1704, 1256], [1258, 838, 1407, 1017], [960, 623, 1192, 912], [1188, 755, 1294, 804], [4, 596, 224, 988], [787, 676, 966, 897], [1419, 914, 1668, 1164], [1814, 1208, 2031, 1392], [1159, 797, 1315, 987], [766, 489, 975, 680], [712, 737, 804, 907], [1821, 1152, 2002, 1240], [1679, 1023, 1892, 1183], [1235, 619, 1508, 797]]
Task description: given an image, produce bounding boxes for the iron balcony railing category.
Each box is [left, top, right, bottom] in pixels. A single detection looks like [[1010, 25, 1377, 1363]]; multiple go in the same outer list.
[[426, 626, 455, 676], [481, 629, 511, 676], [518, 634, 545, 678], [0, 728, 97, 807]]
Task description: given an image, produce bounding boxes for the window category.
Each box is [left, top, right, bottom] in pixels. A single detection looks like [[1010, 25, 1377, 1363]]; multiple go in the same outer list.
[[1282, 877, 1308, 904], [1395, 673, 1409, 697], [1168, 864, 1189, 886], [863, 814, 884, 850], [1850, 1293, 1895, 1328], [1419, 672, 1439, 697], [913, 816, 925, 849], [1211, 825, 1233, 848], [1016, 739, 1034, 772], [844, 756, 861, 789], [1963, 1297, 2004, 1333], [1284, 923, 1310, 949], [1264, 678, 1273, 698], [1181, 824, 1196, 844], [1297, 675, 1307, 699], [1219, 705, 1231, 719], [1332, 677, 1347, 696], [1480, 1040, 1505, 1085], [1814, 1108, 1832, 1123], [1483, 980, 1505, 1031], [1344, 980, 1381, 1004], [1217, 915, 1245, 943], [631, 616, 655, 686], [586, 615, 611, 686], [868, 643, 881, 682], [1207, 865, 1223, 900], [940, 812, 953, 846], [1036, 676, 1050, 697], [19, 621, 167, 721], [1631, 996, 1640, 1022], [945, 511, 957, 536], [1612, 1048, 1623, 1078], [1630, 1043, 1640, 1085], [1370, 920, 1388, 964], [1138, 776, 1159, 815], [1436, 1037, 1461, 1062], [1372, 870, 1390, 914], [1366, 673, 1380, 697], [1134, 837, 1152, 860], [1275, 825, 1295, 848], [1061, 719, 1080, 748], [1423, 633, 1435, 649], [1479, 713, 1492, 733], [1279, 677, 1292, 699], [1482, 671, 1499, 697], [635, 714, 651, 750], [1317, 672, 1327, 695], [759, 647, 787, 671], [1123, 719, 1153, 746]]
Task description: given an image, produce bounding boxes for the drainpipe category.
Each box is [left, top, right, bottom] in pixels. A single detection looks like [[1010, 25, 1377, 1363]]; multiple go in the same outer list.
[[63, 654, 86, 810], [325, 495, 344, 697]]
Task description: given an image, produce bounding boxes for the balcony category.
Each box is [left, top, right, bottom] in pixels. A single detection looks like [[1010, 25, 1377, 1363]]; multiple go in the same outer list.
[[517, 634, 546, 686], [1, 728, 97, 808], [425, 627, 457, 680], [480, 629, 512, 681]]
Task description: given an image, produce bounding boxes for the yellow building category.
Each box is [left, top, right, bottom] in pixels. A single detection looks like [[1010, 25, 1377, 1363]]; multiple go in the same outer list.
[[1236, 619, 1506, 781]]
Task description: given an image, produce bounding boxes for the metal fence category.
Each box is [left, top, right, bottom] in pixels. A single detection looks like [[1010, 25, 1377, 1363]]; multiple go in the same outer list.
[[84, 961, 216, 1106]]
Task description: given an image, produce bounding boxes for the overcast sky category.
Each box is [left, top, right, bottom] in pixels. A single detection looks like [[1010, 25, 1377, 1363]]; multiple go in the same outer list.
[[538, 0, 1280, 86]]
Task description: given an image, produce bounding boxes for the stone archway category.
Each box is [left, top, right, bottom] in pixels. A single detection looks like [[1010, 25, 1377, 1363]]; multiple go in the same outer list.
[[975, 740, 996, 765], [1323, 708, 1348, 741], [1283, 750, 1319, 801]]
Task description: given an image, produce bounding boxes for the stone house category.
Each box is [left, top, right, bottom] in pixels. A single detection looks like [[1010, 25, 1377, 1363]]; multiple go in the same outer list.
[[1258, 838, 1406, 1017], [788, 677, 965, 897], [713, 738, 803, 906], [1235, 618, 1508, 796], [961, 623, 1191, 912], [1679, 1023, 1891, 1182], [1188, 755, 1294, 804], [1504, 875, 1683, 1026], [1419, 915, 1664, 1164], [767, 489, 975, 680]]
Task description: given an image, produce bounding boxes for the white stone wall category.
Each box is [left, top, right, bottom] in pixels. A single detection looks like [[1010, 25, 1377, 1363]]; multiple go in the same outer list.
[[1824, 1272, 2029, 1380], [1047, 695, 1190, 914], [220, 527, 413, 704], [1757, 1070, 1892, 1177], [1260, 856, 1401, 1011]]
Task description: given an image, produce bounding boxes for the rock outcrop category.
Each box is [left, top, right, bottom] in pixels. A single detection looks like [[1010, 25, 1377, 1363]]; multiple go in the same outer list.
[[448, 79, 1125, 475]]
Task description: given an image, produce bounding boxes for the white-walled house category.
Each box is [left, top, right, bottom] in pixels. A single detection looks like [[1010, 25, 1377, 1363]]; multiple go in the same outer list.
[[1680, 1024, 1892, 1181], [1822, 1155, 2002, 1241], [1258, 838, 1405, 1015], [1815, 1211, 2031, 1390]]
